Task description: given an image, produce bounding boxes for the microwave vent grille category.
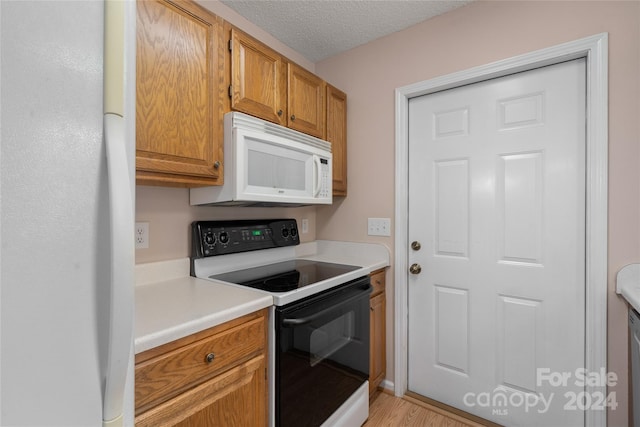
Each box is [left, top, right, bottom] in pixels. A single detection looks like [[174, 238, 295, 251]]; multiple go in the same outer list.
[[229, 112, 332, 152]]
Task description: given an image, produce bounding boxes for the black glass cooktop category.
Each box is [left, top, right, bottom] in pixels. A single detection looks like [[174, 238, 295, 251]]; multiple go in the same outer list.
[[209, 259, 361, 292]]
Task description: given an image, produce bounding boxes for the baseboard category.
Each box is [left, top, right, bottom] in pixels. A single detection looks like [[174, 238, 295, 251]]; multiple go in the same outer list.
[[380, 379, 394, 394]]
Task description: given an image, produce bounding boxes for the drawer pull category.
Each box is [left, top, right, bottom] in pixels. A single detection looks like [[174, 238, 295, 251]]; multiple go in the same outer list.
[[205, 352, 215, 363]]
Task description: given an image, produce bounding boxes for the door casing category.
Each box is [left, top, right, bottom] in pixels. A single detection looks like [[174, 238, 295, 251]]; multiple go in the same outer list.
[[394, 33, 608, 427]]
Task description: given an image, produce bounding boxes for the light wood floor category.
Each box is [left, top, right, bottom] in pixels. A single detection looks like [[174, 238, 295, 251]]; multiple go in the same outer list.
[[364, 392, 492, 427]]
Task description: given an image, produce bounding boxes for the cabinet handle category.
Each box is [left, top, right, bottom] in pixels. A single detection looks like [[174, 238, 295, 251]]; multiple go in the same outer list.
[[370, 306, 374, 312], [290, 115, 296, 121], [213, 161, 220, 169], [205, 353, 215, 363], [277, 109, 283, 116]]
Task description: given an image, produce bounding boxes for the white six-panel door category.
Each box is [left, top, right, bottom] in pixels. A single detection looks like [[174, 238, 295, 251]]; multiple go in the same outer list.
[[407, 59, 586, 426]]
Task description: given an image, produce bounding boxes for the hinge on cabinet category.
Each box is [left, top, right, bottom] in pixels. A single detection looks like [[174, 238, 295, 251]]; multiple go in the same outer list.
[[228, 85, 232, 98]]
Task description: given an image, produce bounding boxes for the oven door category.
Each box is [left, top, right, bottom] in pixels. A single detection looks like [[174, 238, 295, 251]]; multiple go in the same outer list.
[[275, 276, 371, 427]]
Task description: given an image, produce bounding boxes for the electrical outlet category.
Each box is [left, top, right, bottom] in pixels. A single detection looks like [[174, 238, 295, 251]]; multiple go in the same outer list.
[[301, 218, 309, 234], [135, 222, 149, 249], [367, 218, 391, 236]]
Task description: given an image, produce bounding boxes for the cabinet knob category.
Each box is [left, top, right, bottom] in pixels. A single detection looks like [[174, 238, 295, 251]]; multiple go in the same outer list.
[[290, 115, 296, 121], [213, 161, 221, 169], [205, 352, 215, 363], [277, 109, 283, 116]]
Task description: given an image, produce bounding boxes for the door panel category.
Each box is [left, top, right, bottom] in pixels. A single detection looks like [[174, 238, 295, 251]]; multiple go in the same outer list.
[[408, 59, 586, 426]]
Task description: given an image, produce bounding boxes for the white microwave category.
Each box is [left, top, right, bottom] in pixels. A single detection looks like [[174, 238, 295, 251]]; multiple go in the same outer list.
[[190, 112, 332, 206]]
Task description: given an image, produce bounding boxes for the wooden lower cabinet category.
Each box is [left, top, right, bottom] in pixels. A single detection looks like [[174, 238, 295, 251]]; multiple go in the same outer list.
[[369, 269, 386, 397], [135, 309, 268, 426]]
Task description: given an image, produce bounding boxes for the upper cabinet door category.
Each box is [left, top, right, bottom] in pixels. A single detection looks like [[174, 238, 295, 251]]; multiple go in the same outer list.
[[230, 29, 287, 126], [136, 0, 223, 186], [326, 84, 347, 196], [287, 63, 326, 139]]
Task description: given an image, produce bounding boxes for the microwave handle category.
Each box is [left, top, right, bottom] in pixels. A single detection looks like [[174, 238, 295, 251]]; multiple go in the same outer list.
[[313, 155, 322, 197]]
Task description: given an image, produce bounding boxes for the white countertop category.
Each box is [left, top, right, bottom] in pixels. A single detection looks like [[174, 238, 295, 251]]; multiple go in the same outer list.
[[135, 241, 390, 354], [134, 258, 273, 354], [617, 263, 640, 313], [296, 240, 390, 273]]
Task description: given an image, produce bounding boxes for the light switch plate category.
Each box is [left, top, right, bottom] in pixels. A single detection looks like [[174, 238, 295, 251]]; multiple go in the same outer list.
[[368, 218, 391, 236]]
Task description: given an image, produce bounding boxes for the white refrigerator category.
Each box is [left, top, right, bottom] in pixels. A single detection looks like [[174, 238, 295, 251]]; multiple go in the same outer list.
[[1, 1, 136, 426]]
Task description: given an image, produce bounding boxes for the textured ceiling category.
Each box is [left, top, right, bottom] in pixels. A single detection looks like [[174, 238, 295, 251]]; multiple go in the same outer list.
[[220, 0, 472, 62]]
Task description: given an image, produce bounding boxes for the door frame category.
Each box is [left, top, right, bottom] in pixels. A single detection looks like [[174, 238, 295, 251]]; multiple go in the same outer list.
[[394, 33, 608, 426]]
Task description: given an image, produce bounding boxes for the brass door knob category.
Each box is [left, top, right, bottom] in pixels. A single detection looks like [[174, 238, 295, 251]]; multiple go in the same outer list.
[[409, 263, 422, 275], [411, 241, 421, 251]]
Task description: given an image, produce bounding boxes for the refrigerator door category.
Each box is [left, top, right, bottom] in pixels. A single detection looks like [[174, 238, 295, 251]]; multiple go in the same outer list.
[[0, 1, 135, 426]]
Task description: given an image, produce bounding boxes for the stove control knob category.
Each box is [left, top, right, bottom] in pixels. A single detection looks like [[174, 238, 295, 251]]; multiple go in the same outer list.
[[290, 227, 298, 237], [219, 231, 229, 244], [282, 228, 289, 238], [204, 232, 215, 246]]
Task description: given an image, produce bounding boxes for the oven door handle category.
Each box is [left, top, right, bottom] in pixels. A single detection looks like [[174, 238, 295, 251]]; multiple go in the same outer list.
[[281, 285, 372, 326]]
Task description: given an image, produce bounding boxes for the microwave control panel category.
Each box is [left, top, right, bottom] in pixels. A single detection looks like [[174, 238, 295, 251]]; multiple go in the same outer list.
[[319, 158, 331, 199], [191, 219, 299, 258]]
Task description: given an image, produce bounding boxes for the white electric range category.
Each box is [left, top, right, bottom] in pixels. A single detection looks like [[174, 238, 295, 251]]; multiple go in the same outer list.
[[190, 219, 372, 427]]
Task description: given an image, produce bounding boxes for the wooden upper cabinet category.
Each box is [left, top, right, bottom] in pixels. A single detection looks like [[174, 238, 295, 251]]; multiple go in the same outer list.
[[287, 63, 326, 139], [225, 22, 348, 195], [136, 0, 224, 187], [229, 28, 287, 126], [326, 84, 347, 196]]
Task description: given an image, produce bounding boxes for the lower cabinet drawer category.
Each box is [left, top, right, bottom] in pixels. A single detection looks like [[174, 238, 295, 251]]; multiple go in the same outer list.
[[135, 355, 267, 427], [135, 311, 266, 414]]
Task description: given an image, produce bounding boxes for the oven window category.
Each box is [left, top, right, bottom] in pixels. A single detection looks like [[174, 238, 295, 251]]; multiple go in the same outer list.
[[308, 310, 355, 367]]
